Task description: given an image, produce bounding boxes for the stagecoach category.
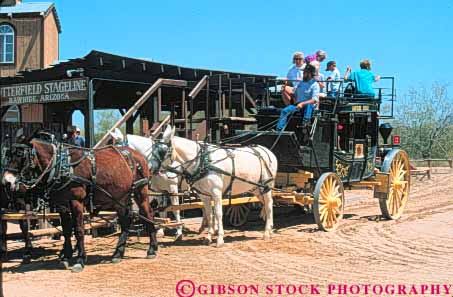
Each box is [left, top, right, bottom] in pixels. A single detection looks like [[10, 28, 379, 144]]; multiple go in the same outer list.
[[0, 52, 410, 264], [218, 78, 410, 230], [152, 77, 410, 231]]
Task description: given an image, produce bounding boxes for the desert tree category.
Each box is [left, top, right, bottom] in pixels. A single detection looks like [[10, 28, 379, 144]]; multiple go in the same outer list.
[[395, 83, 453, 159]]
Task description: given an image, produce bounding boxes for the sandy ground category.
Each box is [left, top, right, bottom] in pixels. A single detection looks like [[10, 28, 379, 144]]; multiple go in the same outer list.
[[1, 169, 452, 297]]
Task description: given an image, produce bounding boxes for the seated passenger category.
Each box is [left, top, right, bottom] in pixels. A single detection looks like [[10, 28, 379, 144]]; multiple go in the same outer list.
[[281, 51, 305, 105], [343, 59, 380, 98], [324, 61, 341, 97], [316, 69, 326, 97], [304, 50, 327, 67], [276, 64, 320, 131]]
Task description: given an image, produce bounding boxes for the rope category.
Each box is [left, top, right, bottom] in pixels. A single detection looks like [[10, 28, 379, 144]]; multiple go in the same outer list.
[[270, 110, 297, 151]]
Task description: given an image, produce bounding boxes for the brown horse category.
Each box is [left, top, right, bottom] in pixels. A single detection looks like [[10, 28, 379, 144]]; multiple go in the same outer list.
[[2, 137, 158, 272], [0, 184, 34, 264]]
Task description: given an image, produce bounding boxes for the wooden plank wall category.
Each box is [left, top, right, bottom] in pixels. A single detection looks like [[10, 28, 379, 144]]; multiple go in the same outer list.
[[0, 17, 42, 77], [43, 12, 59, 67], [0, 12, 60, 123]]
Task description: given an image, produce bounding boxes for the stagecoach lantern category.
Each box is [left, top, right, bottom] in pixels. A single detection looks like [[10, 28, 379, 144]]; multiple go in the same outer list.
[[379, 123, 393, 145]]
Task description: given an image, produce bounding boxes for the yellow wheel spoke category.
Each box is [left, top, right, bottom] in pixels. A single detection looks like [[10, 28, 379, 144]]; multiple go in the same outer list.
[[320, 208, 328, 222], [320, 187, 329, 199], [397, 169, 407, 181]]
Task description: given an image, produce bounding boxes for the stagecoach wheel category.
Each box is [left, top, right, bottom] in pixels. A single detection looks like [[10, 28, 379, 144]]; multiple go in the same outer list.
[[313, 172, 345, 232], [379, 149, 410, 220], [225, 204, 250, 227]]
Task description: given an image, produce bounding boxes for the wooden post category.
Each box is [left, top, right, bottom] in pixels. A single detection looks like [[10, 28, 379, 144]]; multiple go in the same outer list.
[[157, 87, 162, 122], [228, 78, 232, 117], [188, 75, 209, 140], [182, 89, 188, 138], [87, 79, 96, 147], [241, 82, 246, 117], [93, 79, 187, 149]]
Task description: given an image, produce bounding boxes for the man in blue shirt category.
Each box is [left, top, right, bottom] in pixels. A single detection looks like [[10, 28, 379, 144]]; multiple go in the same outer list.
[[74, 127, 86, 147], [343, 59, 380, 97], [276, 64, 320, 131], [68, 126, 85, 147]]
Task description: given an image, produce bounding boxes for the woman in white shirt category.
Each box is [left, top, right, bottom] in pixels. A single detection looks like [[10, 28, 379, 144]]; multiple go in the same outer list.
[[281, 51, 305, 105]]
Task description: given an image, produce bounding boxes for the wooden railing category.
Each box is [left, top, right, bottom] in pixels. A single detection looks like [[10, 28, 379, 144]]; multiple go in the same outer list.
[[411, 158, 453, 168]]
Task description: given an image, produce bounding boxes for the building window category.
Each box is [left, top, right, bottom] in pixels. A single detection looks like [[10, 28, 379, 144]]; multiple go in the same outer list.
[[2, 105, 20, 122], [0, 24, 14, 64]]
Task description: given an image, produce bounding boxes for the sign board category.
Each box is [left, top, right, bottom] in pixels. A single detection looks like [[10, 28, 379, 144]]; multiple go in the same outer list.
[[0, 78, 89, 107]]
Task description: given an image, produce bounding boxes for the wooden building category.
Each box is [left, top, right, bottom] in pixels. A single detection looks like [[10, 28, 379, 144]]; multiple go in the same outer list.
[[1, 50, 275, 147], [0, 0, 61, 122]]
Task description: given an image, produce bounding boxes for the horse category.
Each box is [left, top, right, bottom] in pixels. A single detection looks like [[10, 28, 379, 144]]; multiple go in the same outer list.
[[2, 134, 158, 272], [109, 129, 185, 240], [0, 183, 34, 264], [148, 125, 278, 247], [109, 128, 217, 238]]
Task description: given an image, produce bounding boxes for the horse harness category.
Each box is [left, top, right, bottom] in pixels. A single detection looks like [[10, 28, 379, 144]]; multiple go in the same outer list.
[[14, 140, 149, 216], [155, 140, 275, 200]]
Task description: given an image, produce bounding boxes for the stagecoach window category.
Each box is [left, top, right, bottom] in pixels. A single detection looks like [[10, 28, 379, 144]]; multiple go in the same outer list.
[[0, 24, 14, 63]]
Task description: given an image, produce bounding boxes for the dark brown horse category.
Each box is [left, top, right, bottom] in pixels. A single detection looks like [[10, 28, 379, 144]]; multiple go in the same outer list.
[[2, 137, 158, 272], [0, 184, 34, 264]]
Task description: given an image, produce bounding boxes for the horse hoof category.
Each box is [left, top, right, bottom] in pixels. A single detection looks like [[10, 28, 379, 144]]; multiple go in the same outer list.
[[71, 263, 84, 273], [263, 233, 271, 241], [146, 253, 157, 259], [111, 257, 122, 264], [216, 239, 224, 248], [174, 234, 183, 242], [203, 238, 211, 245]]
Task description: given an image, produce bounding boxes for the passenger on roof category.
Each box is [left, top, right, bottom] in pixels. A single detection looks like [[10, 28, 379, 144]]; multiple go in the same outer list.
[[343, 59, 380, 98], [317, 68, 326, 97], [305, 50, 327, 70], [324, 61, 341, 97], [276, 64, 319, 131], [281, 51, 305, 106]]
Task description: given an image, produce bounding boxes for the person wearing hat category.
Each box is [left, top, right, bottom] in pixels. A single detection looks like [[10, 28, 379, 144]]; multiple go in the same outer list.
[[276, 64, 320, 131], [343, 59, 380, 98], [324, 61, 341, 97], [67, 126, 86, 147], [281, 51, 306, 106]]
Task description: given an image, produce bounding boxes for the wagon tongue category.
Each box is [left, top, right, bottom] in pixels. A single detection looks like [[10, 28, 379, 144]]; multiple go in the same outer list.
[[379, 123, 393, 145]]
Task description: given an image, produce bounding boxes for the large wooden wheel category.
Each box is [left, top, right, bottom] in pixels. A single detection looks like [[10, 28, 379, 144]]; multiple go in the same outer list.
[[379, 149, 410, 220], [313, 172, 345, 231], [225, 204, 250, 227]]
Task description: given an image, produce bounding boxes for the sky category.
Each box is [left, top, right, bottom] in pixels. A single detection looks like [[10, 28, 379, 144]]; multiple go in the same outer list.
[[52, 0, 453, 92], [48, 0, 452, 128]]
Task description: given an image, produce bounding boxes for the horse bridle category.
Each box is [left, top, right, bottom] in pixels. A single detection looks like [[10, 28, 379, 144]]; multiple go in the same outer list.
[[4, 143, 38, 177], [148, 141, 173, 175]]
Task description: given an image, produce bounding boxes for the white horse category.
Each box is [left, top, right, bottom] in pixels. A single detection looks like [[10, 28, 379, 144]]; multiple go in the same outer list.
[[109, 129, 184, 239], [152, 125, 278, 247]]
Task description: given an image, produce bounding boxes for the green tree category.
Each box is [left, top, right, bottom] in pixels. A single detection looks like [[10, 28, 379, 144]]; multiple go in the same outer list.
[[395, 83, 453, 159], [94, 109, 142, 143]]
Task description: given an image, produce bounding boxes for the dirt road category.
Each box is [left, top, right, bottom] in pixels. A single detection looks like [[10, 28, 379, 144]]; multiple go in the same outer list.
[[2, 171, 452, 297]]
